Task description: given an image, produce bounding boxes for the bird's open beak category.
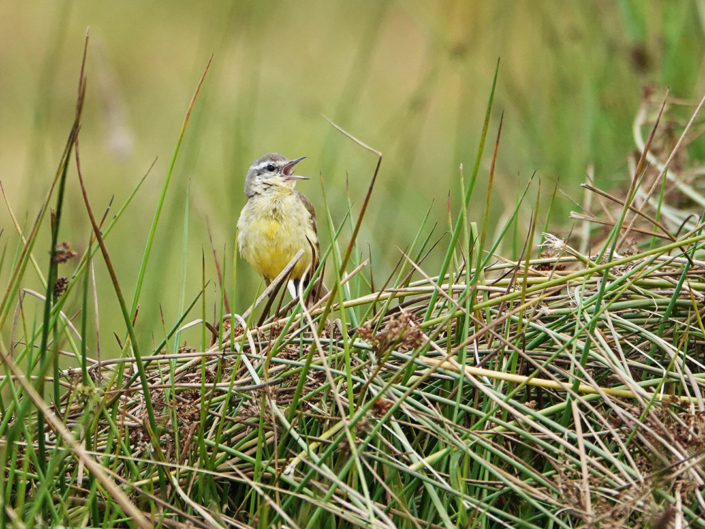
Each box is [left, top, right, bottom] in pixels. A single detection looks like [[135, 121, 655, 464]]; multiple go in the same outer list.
[[282, 156, 309, 180]]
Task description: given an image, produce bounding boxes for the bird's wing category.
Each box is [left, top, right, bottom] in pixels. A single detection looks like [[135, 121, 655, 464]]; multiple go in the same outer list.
[[295, 190, 321, 271], [295, 191, 319, 242], [295, 190, 328, 299]]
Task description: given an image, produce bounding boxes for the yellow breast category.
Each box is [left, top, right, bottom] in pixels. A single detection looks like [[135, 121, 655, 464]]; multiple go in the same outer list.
[[237, 189, 317, 283]]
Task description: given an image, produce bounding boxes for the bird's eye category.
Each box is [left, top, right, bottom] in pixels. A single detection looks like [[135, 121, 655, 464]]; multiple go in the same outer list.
[[265, 164, 276, 172]]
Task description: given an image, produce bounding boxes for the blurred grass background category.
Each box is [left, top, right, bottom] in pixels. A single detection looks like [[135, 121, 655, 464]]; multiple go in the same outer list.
[[1, 0, 705, 352]]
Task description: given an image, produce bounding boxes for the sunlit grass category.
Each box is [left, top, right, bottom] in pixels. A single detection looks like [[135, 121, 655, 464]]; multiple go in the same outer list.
[[4, 1, 705, 526]]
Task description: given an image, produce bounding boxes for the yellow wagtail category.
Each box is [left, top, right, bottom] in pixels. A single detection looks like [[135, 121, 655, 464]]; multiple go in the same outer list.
[[237, 153, 326, 299]]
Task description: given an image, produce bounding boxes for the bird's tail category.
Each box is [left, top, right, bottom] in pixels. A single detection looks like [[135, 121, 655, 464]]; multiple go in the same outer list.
[[291, 276, 328, 303]]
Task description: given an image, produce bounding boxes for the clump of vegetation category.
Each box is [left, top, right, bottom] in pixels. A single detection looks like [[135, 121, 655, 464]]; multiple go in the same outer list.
[[2, 39, 705, 529]]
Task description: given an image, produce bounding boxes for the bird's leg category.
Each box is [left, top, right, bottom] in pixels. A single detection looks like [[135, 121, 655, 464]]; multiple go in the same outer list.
[[273, 277, 292, 320], [258, 278, 284, 326]]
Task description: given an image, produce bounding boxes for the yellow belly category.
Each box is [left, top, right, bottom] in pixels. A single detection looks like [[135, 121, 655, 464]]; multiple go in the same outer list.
[[237, 194, 316, 283]]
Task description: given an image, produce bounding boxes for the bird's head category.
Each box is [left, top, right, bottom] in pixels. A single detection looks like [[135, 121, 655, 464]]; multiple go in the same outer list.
[[244, 153, 308, 197]]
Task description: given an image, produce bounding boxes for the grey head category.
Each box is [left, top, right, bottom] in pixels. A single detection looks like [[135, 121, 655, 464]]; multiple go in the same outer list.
[[244, 153, 308, 197]]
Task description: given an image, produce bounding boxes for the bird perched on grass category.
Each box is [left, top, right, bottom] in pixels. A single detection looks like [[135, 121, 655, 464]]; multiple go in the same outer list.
[[237, 153, 325, 300]]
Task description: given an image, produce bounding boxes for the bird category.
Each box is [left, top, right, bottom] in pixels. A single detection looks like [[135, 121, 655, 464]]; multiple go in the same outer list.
[[237, 153, 325, 300]]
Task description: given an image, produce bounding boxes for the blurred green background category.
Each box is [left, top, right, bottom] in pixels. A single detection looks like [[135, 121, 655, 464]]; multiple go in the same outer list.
[[1, 0, 705, 353]]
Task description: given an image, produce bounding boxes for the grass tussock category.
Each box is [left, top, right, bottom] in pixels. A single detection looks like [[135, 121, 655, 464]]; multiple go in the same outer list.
[[2, 41, 705, 529]]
